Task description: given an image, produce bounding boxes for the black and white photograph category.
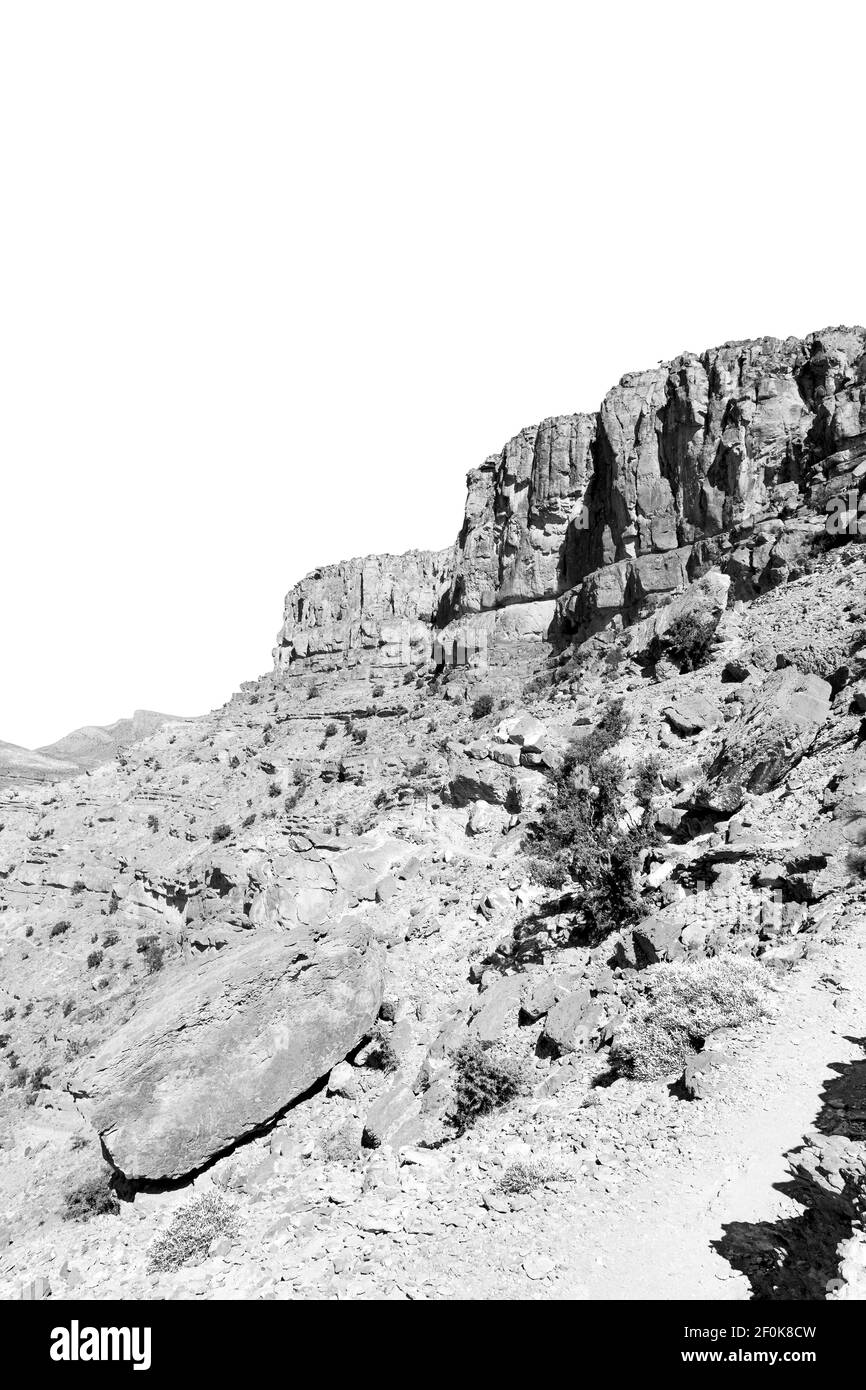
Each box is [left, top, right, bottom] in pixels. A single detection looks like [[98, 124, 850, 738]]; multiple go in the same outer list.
[[1, 0, 865, 1364]]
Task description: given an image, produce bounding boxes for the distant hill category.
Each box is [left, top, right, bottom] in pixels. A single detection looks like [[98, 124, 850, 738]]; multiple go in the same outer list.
[[0, 711, 182, 785], [37, 709, 180, 771], [0, 739, 80, 785]]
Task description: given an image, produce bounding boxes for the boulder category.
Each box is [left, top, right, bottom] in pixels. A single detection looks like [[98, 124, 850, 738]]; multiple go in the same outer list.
[[80, 920, 382, 1180], [632, 914, 685, 965], [663, 695, 722, 736], [539, 989, 604, 1055], [697, 667, 832, 813], [471, 974, 524, 1042]]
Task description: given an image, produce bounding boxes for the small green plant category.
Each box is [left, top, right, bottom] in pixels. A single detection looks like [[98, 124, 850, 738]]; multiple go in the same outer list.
[[657, 612, 715, 671], [50, 920, 71, 938], [63, 1172, 120, 1222], [525, 700, 651, 938], [472, 693, 495, 720], [634, 754, 664, 805], [136, 935, 165, 974], [452, 1040, 527, 1130], [499, 1159, 574, 1194], [609, 955, 769, 1080], [212, 823, 232, 843], [365, 1026, 398, 1073], [319, 1119, 361, 1163], [147, 1192, 239, 1273]]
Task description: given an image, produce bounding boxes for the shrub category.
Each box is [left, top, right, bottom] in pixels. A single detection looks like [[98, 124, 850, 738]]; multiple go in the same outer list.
[[634, 754, 664, 805], [499, 1159, 574, 1194], [307, 681, 322, 701], [351, 726, 368, 746], [452, 1040, 527, 1130], [102, 930, 120, 949], [472, 693, 495, 720], [504, 779, 524, 815], [268, 780, 282, 798], [212, 823, 232, 843], [136, 935, 165, 974], [658, 612, 715, 671], [241, 812, 256, 828], [319, 1119, 361, 1164], [86, 950, 103, 970], [63, 1173, 119, 1222], [609, 955, 769, 1080], [525, 700, 652, 938], [147, 1193, 239, 1274], [402, 670, 414, 685], [0, 1034, 8, 1050], [372, 684, 385, 699], [228, 755, 240, 769], [147, 813, 159, 833], [324, 722, 338, 738], [364, 1027, 398, 1073], [50, 920, 71, 938], [2, 1007, 14, 1022]]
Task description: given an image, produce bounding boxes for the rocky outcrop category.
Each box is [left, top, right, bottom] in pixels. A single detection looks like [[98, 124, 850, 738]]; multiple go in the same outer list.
[[275, 327, 866, 670], [81, 919, 383, 1181]]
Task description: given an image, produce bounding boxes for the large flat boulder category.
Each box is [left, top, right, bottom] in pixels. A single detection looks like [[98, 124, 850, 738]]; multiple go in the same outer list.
[[697, 666, 832, 813], [80, 921, 382, 1181]]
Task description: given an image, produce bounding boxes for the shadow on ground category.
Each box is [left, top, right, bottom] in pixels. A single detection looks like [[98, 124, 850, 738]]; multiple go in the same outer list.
[[711, 1037, 866, 1299]]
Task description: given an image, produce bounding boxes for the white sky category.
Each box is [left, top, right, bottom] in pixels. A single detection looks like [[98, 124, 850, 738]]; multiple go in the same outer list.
[[2, 1, 864, 748]]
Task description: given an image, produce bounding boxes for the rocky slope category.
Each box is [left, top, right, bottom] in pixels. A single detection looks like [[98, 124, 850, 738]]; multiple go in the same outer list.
[[1, 326, 865, 1301]]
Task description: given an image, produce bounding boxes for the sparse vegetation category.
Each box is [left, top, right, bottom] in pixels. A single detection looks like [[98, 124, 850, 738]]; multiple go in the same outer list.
[[63, 1172, 120, 1222], [50, 920, 71, 938], [86, 949, 104, 970], [504, 779, 524, 815], [307, 680, 322, 700], [634, 753, 664, 805], [319, 1119, 361, 1163], [147, 813, 159, 833], [655, 612, 715, 672], [452, 1040, 527, 1130], [499, 1159, 575, 1194], [212, 823, 232, 843], [324, 722, 338, 738], [609, 955, 770, 1080], [472, 693, 495, 720], [137, 935, 165, 974], [364, 1026, 398, 1073], [241, 812, 256, 829], [372, 684, 385, 699], [525, 700, 653, 938], [147, 1192, 239, 1273]]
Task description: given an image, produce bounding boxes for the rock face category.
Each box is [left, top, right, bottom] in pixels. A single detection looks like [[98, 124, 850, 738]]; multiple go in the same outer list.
[[81, 920, 382, 1181], [275, 326, 866, 669]]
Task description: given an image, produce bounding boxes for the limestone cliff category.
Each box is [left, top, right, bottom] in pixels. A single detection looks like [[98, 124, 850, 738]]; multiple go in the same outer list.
[[274, 326, 866, 667]]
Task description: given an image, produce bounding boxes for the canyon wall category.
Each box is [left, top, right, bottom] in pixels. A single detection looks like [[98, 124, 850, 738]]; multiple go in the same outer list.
[[275, 326, 866, 670]]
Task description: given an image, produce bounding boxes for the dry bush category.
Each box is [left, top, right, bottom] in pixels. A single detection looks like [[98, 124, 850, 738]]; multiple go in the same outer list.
[[147, 1192, 239, 1274], [610, 955, 769, 1080]]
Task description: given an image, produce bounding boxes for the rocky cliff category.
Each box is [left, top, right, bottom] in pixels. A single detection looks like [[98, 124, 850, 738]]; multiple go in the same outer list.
[[275, 326, 866, 668]]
